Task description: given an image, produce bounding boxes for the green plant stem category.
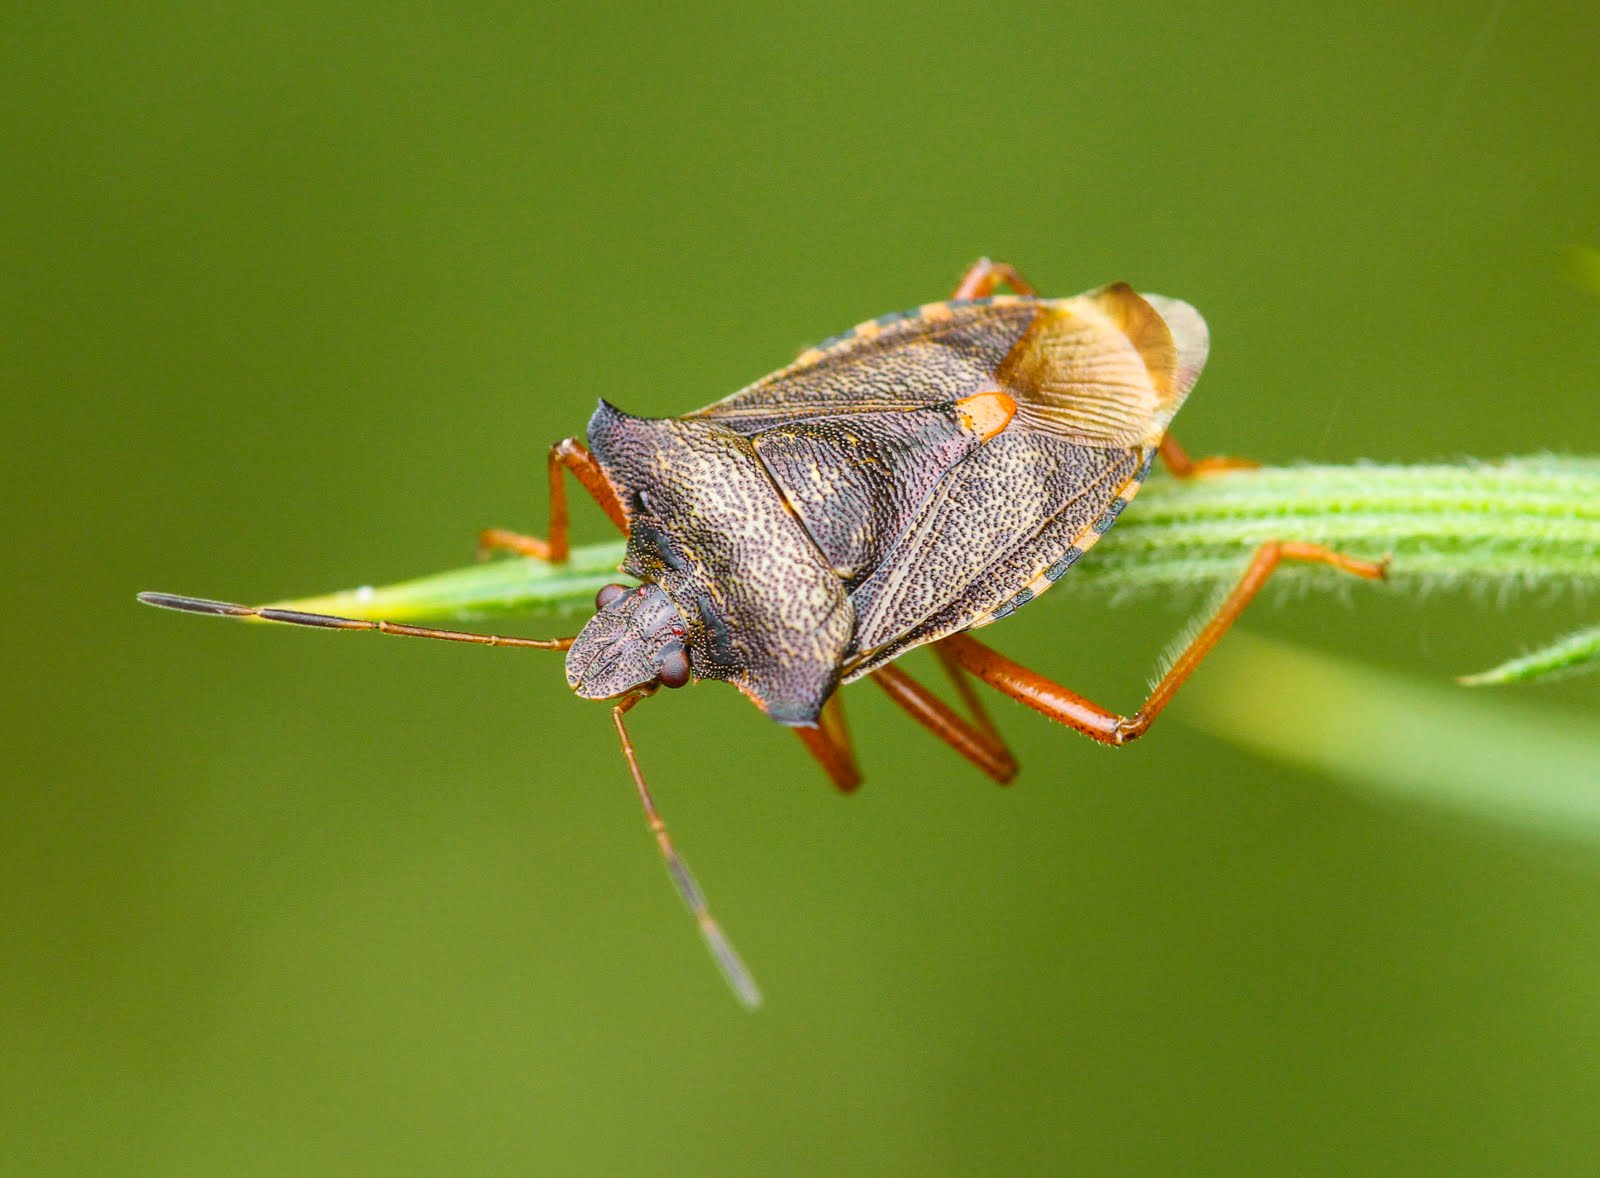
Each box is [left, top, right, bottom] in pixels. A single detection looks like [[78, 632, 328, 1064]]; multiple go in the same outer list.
[[1064, 455, 1600, 592], [269, 454, 1600, 682]]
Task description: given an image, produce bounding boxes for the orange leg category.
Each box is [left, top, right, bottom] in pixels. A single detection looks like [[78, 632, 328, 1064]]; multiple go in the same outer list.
[[940, 542, 1388, 746], [1156, 434, 1259, 480], [479, 438, 628, 563], [870, 663, 1017, 784], [951, 258, 1038, 300], [794, 693, 862, 793], [934, 642, 1009, 752]]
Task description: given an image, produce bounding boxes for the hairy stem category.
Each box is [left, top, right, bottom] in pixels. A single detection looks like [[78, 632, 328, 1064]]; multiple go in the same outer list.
[[268, 455, 1600, 683]]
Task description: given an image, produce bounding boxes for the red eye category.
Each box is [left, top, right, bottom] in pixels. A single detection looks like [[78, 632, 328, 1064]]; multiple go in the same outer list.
[[658, 647, 691, 689], [594, 583, 630, 610]]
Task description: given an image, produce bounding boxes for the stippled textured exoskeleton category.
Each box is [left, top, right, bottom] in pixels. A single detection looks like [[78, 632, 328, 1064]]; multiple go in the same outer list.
[[141, 259, 1387, 1006], [567, 283, 1207, 725]]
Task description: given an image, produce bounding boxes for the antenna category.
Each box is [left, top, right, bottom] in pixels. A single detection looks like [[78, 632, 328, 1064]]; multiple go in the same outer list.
[[137, 592, 575, 650], [612, 690, 763, 1009], [142, 590, 759, 1005]]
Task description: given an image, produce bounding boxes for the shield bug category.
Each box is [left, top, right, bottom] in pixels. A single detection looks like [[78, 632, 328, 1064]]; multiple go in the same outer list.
[[140, 259, 1386, 1006]]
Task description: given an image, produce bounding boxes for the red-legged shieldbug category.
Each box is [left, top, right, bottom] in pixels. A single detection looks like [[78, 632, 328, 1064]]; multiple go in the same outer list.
[[140, 259, 1386, 1006]]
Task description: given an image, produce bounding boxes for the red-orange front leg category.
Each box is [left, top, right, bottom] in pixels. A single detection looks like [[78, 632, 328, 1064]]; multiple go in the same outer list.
[[479, 438, 628, 563], [951, 258, 1038, 300], [940, 542, 1388, 745], [794, 693, 862, 793]]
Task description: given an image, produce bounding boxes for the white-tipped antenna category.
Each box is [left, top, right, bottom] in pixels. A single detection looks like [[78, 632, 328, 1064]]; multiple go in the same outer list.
[[137, 592, 575, 650], [612, 691, 763, 1009]]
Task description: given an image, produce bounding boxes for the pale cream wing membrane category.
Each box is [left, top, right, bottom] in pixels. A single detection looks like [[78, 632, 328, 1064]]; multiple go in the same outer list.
[[997, 284, 1209, 448], [1141, 292, 1210, 402]]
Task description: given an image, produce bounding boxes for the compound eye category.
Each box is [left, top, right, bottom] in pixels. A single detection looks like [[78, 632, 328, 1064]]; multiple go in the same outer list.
[[594, 583, 630, 610], [657, 646, 691, 689]]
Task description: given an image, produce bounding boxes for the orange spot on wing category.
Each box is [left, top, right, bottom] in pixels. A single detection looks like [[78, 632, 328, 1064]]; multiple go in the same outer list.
[[954, 390, 1017, 442]]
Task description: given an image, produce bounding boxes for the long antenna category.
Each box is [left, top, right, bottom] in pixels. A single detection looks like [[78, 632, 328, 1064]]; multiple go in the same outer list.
[[612, 690, 762, 1009], [145, 590, 760, 1004], [137, 592, 574, 650]]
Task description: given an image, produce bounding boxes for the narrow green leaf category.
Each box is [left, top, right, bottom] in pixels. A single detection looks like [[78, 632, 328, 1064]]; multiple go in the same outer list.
[[1186, 632, 1600, 849], [1459, 623, 1600, 686], [264, 541, 628, 622]]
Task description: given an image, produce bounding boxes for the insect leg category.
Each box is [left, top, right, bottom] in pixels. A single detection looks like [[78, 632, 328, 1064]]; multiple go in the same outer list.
[[938, 542, 1388, 746], [793, 694, 862, 793], [869, 663, 1017, 784], [934, 642, 1011, 752], [612, 690, 762, 1008], [950, 258, 1039, 300], [136, 593, 576, 648], [478, 438, 628, 563], [1155, 433, 1259, 479]]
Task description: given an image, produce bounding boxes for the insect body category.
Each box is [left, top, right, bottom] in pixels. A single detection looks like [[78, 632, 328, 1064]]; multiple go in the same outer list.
[[570, 281, 1202, 725], [141, 260, 1385, 1006]]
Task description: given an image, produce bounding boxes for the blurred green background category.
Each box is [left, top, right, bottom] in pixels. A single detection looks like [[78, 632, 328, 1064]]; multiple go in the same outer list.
[[5, 3, 1599, 1174]]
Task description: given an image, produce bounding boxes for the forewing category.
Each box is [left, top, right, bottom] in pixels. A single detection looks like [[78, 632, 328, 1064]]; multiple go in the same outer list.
[[690, 300, 1039, 433], [695, 286, 1206, 450], [845, 431, 1143, 674], [998, 285, 1208, 448], [672, 281, 1206, 678], [750, 404, 996, 585]]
